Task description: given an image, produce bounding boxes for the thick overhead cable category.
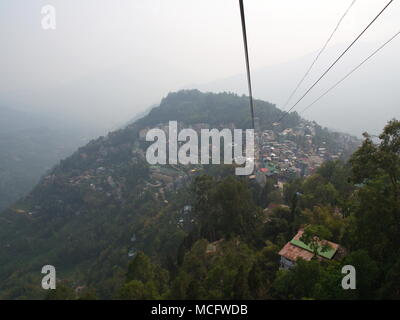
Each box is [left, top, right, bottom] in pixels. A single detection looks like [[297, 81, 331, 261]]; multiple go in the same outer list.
[[239, 0, 255, 130], [301, 29, 400, 114], [282, 0, 357, 109], [278, 0, 394, 123]]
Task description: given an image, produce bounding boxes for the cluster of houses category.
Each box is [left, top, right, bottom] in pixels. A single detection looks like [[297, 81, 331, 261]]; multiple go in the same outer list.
[[133, 120, 357, 200], [252, 121, 346, 186]]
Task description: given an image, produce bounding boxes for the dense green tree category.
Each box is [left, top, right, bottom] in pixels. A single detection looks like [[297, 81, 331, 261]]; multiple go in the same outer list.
[[233, 266, 250, 299], [300, 225, 333, 259], [272, 259, 321, 299], [191, 175, 262, 243], [118, 280, 158, 300], [379, 256, 400, 299], [45, 283, 76, 300], [118, 251, 169, 300], [349, 120, 400, 265]]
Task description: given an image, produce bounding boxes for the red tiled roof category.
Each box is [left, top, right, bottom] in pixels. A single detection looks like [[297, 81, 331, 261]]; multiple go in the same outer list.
[[278, 241, 314, 262], [278, 230, 339, 262]]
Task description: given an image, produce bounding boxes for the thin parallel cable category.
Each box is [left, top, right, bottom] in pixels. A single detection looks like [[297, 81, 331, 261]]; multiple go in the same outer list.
[[282, 0, 356, 109], [301, 29, 400, 114], [239, 0, 255, 130], [278, 0, 394, 123]]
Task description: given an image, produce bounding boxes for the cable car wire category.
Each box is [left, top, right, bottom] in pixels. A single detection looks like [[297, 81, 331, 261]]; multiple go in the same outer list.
[[282, 0, 357, 109], [277, 0, 394, 123], [300, 29, 400, 114], [239, 0, 255, 130]]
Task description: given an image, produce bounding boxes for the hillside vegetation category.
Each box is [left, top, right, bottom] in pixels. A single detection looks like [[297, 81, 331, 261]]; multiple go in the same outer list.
[[2, 90, 395, 300]]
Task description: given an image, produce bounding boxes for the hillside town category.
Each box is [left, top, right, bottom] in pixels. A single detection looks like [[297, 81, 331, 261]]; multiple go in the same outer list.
[[15, 117, 358, 220], [137, 119, 359, 194]]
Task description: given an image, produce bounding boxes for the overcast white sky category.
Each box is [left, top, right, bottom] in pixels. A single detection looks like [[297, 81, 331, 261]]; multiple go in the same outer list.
[[0, 0, 399, 131]]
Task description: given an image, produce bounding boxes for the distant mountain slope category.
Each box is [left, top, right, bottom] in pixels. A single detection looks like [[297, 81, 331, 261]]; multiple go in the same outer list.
[[0, 90, 359, 299], [196, 42, 400, 136], [0, 107, 97, 211], [0, 106, 48, 134]]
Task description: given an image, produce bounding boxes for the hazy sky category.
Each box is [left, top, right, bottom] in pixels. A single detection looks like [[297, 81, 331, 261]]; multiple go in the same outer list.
[[0, 0, 399, 131]]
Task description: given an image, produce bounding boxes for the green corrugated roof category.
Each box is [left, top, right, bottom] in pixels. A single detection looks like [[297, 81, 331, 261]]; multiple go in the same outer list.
[[290, 239, 337, 260]]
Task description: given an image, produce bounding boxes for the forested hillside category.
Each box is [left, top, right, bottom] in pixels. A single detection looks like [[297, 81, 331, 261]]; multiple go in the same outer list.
[[114, 120, 400, 301], [2, 90, 390, 300]]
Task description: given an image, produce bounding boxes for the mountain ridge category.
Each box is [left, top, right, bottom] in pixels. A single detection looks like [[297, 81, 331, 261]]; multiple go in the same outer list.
[[0, 90, 360, 299]]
